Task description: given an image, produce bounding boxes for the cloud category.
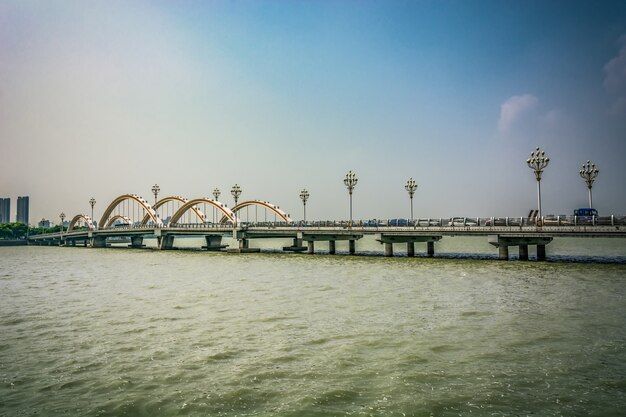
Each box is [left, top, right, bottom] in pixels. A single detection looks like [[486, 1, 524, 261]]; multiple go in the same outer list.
[[604, 35, 626, 115], [498, 94, 538, 132]]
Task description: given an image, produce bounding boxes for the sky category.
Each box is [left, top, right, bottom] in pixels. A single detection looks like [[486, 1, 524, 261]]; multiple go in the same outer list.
[[1, 0, 626, 224]]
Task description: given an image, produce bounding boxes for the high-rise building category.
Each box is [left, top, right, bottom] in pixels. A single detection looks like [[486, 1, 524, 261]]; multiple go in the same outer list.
[[0, 198, 10, 224], [38, 219, 50, 228], [17, 196, 29, 225]]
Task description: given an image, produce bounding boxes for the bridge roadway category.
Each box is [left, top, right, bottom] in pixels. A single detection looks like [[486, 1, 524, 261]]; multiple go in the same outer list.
[[27, 222, 626, 261]]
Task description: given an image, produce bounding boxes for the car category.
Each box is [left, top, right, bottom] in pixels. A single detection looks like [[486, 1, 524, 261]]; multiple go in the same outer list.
[[542, 215, 572, 226], [485, 217, 524, 226], [417, 219, 441, 226], [447, 217, 478, 227]]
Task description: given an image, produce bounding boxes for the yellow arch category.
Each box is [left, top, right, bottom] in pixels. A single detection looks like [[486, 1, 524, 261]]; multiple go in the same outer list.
[[141, 196, 205, 225], [169, 198, 236, 225], [219, 200, 292, 224], [98, 194, 162, 229], [104, 215, 132, 229], [67, 214, 95, 232]]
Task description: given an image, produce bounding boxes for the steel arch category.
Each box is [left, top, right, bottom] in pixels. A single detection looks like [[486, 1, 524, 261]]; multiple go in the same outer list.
[[104, 215, 133, 229], [219, 200, 292, 223], [169, 198, 236, 225], [67, 214, 96, 232], [141, 196, 205, 225], [98, 194, 162, 229]]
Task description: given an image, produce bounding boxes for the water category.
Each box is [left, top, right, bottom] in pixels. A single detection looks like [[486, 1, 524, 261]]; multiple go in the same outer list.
[[1, 239, 626, 416]]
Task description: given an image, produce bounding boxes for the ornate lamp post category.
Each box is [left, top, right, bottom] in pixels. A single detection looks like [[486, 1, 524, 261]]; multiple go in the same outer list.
[[213, 188, 221, 201], [151, 184, 160, 205], [231, 184, 242, 206], [405, 178, 417, 222], [579, 160, 599, 208], [59, 212, 65, 233], [344, 170, 358, 227], [526, 147, 550, 221], [299, 189, 309, 223], [230, 184, 242, 228], [89, 197, 96, 226]]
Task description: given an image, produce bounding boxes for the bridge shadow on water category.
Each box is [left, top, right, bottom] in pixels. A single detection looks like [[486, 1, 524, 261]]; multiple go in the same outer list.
[[106, 244, 626, 264]]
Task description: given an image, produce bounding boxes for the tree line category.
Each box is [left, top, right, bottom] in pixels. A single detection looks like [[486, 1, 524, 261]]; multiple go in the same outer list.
[[0, 223, 65, 239]]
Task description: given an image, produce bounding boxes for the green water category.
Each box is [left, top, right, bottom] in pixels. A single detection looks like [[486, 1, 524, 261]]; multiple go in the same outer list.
[[1, 242, 625, 416]]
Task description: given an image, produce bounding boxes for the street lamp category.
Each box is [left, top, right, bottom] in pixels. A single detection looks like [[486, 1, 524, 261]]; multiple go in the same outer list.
[[231, 184, 242, 206], [344, 170, 358, 227], [89, 197, 96, 226], [59, 212, 65, 233], [299, 189, 309, 223], [405, 178, 417, 222], [579, 160, 599, 208], [213, 188, 221, 201], [151, 184, 160, 205], [526, 147, 550, 221]]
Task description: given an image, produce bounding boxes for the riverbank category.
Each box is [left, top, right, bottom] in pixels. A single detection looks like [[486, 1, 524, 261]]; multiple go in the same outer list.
[[0, 239, 27, 246]]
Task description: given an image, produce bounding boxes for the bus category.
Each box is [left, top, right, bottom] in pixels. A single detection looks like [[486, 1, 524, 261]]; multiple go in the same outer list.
[[574, 208, 598, 217]]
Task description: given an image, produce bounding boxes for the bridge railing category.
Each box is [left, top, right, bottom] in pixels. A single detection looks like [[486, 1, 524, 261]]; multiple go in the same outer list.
[[55, 215, 626, 233], [165, 216, 626, 229]]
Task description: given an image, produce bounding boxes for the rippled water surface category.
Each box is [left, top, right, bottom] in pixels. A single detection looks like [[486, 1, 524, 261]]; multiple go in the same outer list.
[[1, 243, 625, 416]]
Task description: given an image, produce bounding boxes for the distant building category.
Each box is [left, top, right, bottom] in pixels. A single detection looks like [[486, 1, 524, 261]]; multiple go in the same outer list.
[[17, 196, 29, 225], [38, 218, 50, 228], [0, 198, 10, 224]]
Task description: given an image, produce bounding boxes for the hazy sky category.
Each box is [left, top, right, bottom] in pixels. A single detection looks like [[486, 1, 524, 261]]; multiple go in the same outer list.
[[1, 0, 626, 223]]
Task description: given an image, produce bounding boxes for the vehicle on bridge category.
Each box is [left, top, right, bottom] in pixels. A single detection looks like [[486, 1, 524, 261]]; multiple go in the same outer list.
[[447, 217, 478, 227], [542, 215, 572, 226], [573, 208, 598, 225], [485, 217, 523, 226]]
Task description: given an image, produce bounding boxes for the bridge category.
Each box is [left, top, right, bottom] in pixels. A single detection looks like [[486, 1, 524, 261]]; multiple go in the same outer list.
[[26, 193, 626, 260]]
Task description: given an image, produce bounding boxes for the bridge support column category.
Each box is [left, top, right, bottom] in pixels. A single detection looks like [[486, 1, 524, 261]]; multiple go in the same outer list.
[[159, 235, 175, 250], [384, 242, 393, 257], [92, 237, 107, 248], [130, 236, 144, 248], [349, 240, 356, 255], [204, 235, 225, 251], [282, 237, 306, 252], [328, 240, 336, 254], [407, 242, 415, 257], [537, 244, 546, 261], [498, 245, 509, 261], [427, 241, 435, 257], [519, 244, 529, 261], [70, 240, 76, 247], [239, 239, 249, 249], [307, 241, 315, 254]]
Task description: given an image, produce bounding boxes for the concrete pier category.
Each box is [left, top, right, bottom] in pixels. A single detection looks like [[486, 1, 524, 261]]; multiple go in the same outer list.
[[407, 242, 415, 257], [519, 244, 529, 261], [498, 245, 509, 260], [203, 235, 227, 251], [283, 237, 306, 252], [130, 236, 144, 248], [384, 242, 393, 257], [328, 240, 336, 254], [349, 239, 356, 254], [427, 241, 435, 257], [92, 237, 107, 248], [537, 244, 546, 261], [489, 235, 552, 261], [307, 241, 315, 254], [159, 235, 175, 250]]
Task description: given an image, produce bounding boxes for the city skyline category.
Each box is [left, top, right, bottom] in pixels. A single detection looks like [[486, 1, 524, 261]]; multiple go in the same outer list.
[[1, 1, 626, 222]]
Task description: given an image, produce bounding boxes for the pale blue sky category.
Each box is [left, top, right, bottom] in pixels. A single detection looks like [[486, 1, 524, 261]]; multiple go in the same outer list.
[[1, 0, 625, 223]]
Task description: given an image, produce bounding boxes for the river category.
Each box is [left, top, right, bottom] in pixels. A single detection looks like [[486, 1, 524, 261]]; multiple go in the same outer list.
[[1, 238, 625, 416]]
